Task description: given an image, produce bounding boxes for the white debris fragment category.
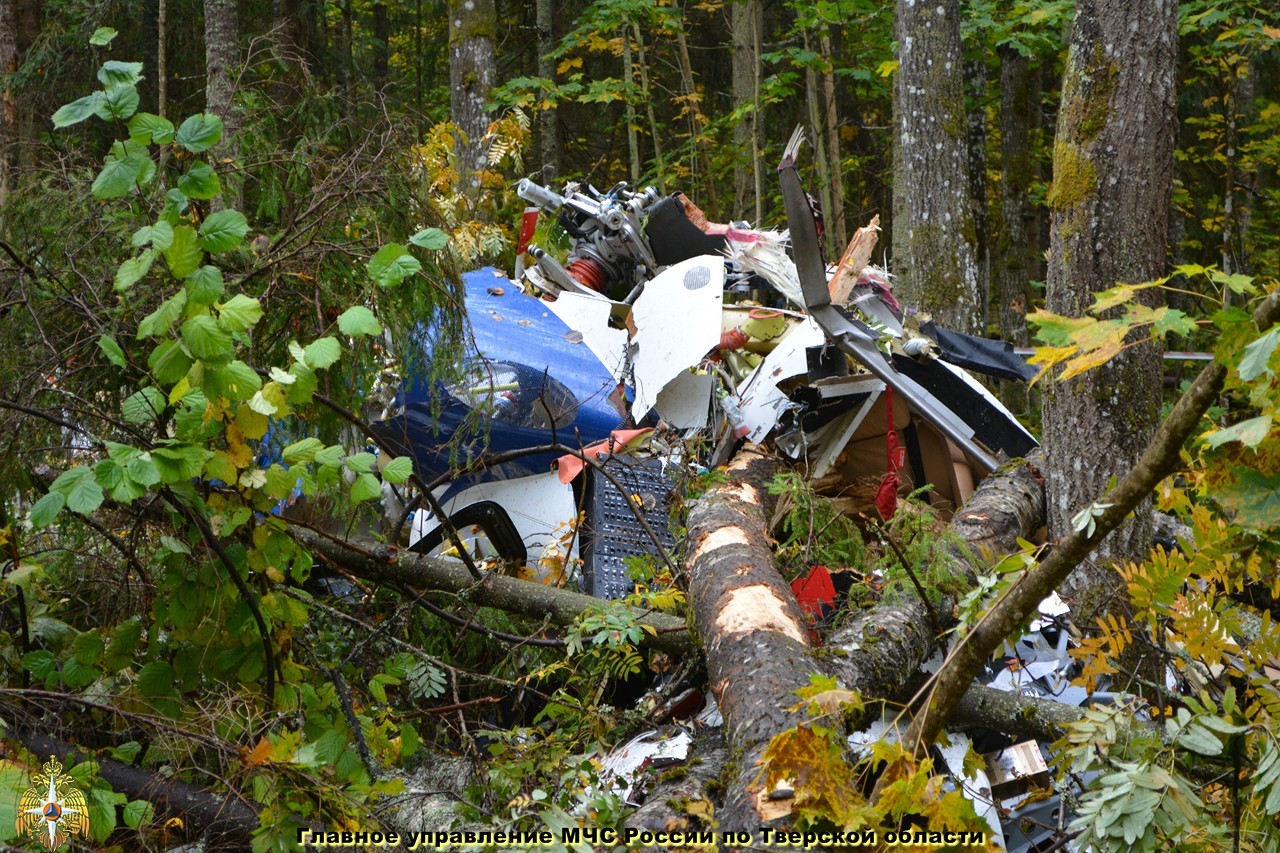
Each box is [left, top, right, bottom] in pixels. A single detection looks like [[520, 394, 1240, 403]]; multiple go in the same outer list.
[[654, 369, 715, 429], [734, 317, 826, 444], [630, 256, 724, 420], [596, 729, 693, 805]]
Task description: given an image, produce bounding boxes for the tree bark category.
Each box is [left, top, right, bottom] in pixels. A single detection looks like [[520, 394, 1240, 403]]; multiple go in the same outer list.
[[298, 531, 692, 655], [731, 0, 760, 220], [535, 0, 558, 179], [965, 55, 989, 326], [0, 0, 17, 207], [819, 31, 845, 251], [995, 47, 1036, 412], [677, 450, 1045, 827], [372, 1, 389, 92], [448, 0, 496, 178], [204, 0, 241, 209], [684, 446, 816, 831], [16, 730, 258, 845], [1041, 0, 1177, 603], [892, 0, 982, 334]]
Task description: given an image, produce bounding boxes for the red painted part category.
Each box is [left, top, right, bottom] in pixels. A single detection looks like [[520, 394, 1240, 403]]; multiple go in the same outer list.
[[516, 207, 539, 256], [565, 256, 609, 292], [718, 328, 749, 351], [792, 565, 836, 623]]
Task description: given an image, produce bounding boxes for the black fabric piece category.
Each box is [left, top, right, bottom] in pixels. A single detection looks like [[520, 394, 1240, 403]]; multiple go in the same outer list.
[[903, 421, 928, 494], [891, 354, 1039, 458], [921, 321, 1036, 382], [644, 195, 728, 266]]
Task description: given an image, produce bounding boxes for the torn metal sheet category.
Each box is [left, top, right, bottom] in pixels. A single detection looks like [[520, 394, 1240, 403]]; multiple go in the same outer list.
[[734, 317, 826, 444], [654, 369, 714, 429], [597, 729, 693, 805], [630, 256, 724, 420], [543, 289, 630, 379]]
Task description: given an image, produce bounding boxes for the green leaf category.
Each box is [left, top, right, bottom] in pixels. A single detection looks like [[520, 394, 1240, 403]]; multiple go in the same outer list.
[[152, 443, 212, 482], [136, 290, 187, 337], [161, 187, 190, 224], [282, 438, 325, 464], [137, 661, 175, 697], [408, 227, 449, 250], [1213, 469, 1280, 531], [92, 154, 143, 199], [97, 60, 144, 87], [114, 249, 155, 291], [382, 456, 413, 484], [177, 161, 220, 199], [286, 361, 318, 404], [127, 112, 175, 144], [1175, 722, 1223, 756], [164, 225, 203, 279], [147, 340, 193, 384], [131, 220, 174, 250], [344, 452, 376, 474], [181, 315, 233, 360], [89, 26, 118, 45], [1239, 327, 1280, 383], [205, 360, 261, 402], [98, 82, 140, 120], [175, 113, 223, 152], [217, 294, 264, 332], [27, 492, 65, 529], [98, 335, 126, 366], [122, 386, 166, 424], [1204, 416, 1272, 450], [125, 454, 160, 487], [73, 632, 104, 666], [314, 445, 345, 467], [1150, 307, 1198, 338], [122, 799, 154, 830], [349, 472, 381, 503], [199, 209, 249, 253], [186, 265, 225, 303], [367, 243, 421, 287], [303, 336, 341, 370], [50, 466, 105, 515], [95, 458, 124, 490], [337, 305, 382, 337], [52, 92, 104, 128], [22, 651, 57, 681], [103, 618, 142, 671]]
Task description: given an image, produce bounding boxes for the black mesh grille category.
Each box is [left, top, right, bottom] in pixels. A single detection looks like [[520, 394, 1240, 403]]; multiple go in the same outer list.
[[581, 456, 678, 600]]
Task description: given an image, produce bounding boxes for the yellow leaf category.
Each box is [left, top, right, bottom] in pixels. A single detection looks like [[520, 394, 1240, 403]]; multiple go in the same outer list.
[[1264, 26, 1280, 39], [168, 377, 191, 404], [556, 56, 582, 74], [1059, 340, 1123, 380]]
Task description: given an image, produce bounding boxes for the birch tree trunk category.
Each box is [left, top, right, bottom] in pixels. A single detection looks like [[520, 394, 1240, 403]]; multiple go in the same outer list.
[[891, 0, 981, 334], [448, 0, 496, 181], [1042, 0, 1177, 605]]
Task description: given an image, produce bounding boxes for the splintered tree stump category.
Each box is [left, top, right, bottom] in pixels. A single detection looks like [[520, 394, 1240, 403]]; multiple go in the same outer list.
[[685, 446, 818, 832]]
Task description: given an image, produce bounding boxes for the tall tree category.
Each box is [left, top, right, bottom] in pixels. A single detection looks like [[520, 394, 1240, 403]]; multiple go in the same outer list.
[[0, 0, 17, 205], [204, 0, 240, 207], [891, 0, 982, 333], [730, 0, 760, 220], [1042, 0, 1177, 601], [995, 47, 1038, 410], [535, 0, 558, 179], [448, 0, 496, 180]]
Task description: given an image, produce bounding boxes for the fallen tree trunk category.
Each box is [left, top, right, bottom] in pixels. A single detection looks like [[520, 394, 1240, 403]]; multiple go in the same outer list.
[[684, 446, 817, 831], [16, 730, 259, 845], [298, 531, 692, 655], [826, 451, 1046, 714], [676, 449, 1045, 832]]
